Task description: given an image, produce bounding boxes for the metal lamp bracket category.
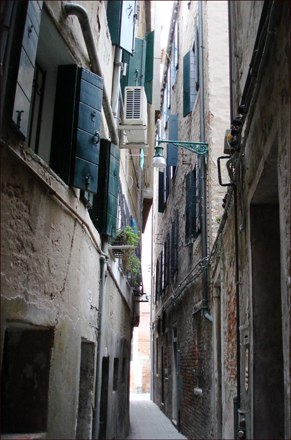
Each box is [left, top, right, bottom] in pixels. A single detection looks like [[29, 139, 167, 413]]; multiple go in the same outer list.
[[157, 139, 208, 156]]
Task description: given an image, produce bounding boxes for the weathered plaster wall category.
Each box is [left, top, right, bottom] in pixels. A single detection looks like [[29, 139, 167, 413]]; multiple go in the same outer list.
[[204, 1, 230, 245], [1, 1, 141, 438]]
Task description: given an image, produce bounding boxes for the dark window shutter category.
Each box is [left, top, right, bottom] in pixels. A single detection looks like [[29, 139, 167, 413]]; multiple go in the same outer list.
[[50, 65, 103, 194], [185, 170, 198, 244], [120, 37, 146, 99], [164, 165, 169, 203], [183, 50, 197, 117], [89, 139, 120, 238], [195, 16, 199, 89], [12, 1, 43, 138], [107, 1, 136, 55], [164, 233, 170, 287], [174, 21, 179, 69], [171, 210, 179, 277], [158, 171, 164, 213], [155, 260, 159, 303], [172, 50, 177, 87], [167, 66, 171, 109], [145, 30, 154, 103], [160, 250, 164, 295], [167, 115, 178, 167]]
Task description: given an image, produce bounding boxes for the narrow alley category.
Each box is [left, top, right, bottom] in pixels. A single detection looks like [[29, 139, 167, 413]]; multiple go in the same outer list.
[[1, 1, 290, 439], [126, 394, 187, 440]]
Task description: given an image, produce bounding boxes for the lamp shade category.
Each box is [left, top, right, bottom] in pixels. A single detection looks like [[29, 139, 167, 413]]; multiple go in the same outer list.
[[151, 143, 166, 168], [151, 155, 167, 168]]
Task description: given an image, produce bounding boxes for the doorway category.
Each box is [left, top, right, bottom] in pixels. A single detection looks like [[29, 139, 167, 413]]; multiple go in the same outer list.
[[99, 356, 110, 439], [1, 325, 54, 434], [172, 324, 178, 427], [250, 144, 284, 439]]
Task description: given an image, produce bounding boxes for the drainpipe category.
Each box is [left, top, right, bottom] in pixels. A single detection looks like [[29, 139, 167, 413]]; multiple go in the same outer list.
[[198, 1, 212, 323], [63, 3, 119, 146]]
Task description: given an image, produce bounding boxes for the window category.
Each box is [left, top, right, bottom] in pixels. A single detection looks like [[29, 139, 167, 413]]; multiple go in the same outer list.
[[10, 4, 103, 195], [156, 337, 159, 375], [120, 36, 146, 99], [113, 358, 119, 391], [167, 65, 171, 109], [107, 1, 136, 55], [160, 250, 164, 294], [145, 30, 154, 103], [171, 210, 179, 276], [167, 114, 178, 169], [185, 170, 199, 244], [172, 20, 179, 87], [163, 87, 169, 129], [155, 258, 160, 302], [183, 17, 199, 117], [89, 140, 120, 237], [164, 233, 170, 287], [50, 65, 103, 193], [183, 49, 198, 117]]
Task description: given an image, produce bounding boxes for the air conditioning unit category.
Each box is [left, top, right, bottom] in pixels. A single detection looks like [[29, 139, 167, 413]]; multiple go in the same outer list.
[[118, 87, 148, 153], [124, 87, 147, 126]]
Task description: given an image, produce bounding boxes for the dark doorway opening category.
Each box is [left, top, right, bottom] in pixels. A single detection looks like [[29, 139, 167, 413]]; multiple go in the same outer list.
[[251, 143, 284, 439], [99, 356, 110, 439], [1, 325, 54, 434]]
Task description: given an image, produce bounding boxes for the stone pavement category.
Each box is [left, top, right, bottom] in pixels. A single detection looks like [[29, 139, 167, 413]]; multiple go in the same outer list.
[[126, 393, 187, 439]]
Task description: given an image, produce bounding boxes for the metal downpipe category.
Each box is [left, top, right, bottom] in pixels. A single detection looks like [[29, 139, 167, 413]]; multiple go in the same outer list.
[[63, 3, 119, 146], [198, 0, 212, 323]]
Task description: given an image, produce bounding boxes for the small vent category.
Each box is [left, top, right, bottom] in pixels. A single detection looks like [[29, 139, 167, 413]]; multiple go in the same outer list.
[[126, 88, 141, 120]]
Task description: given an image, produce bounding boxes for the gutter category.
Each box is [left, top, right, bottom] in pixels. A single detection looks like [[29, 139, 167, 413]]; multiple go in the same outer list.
[[198, 1, 212, 323], [63, 3, 119, 146]]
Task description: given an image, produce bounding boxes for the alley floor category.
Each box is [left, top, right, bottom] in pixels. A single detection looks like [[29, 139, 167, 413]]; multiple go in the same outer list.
[[126, 393, 187, 439]]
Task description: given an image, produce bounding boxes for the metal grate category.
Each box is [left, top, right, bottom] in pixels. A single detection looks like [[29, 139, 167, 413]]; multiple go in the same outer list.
[[126, 88, 141, 120]]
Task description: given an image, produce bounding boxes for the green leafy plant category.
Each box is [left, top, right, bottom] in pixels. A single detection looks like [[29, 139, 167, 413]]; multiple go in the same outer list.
[[116, 226, 141, 284]]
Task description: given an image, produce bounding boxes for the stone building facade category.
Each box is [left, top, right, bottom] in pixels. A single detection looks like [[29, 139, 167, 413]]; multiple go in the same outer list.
[[211, 2, 290, 438], [1, 1, 159, 439], [151, 1, 230, 438], [152, 1, 290, 439]]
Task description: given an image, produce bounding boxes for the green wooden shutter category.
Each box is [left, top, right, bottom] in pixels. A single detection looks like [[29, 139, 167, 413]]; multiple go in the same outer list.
[[50, 65, 103, 194], [183, 50, 197, 117], [165, 165, 169, 203], [145, 30, 154, 104], [12, 1, 43, 138], [107, 1, 136, 55], [167, 115, 178, 167], [120, 37, 146, 99], [89, 140, 120, 237], [73, 69, 103, 192], [158, 171, 164, 213]]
